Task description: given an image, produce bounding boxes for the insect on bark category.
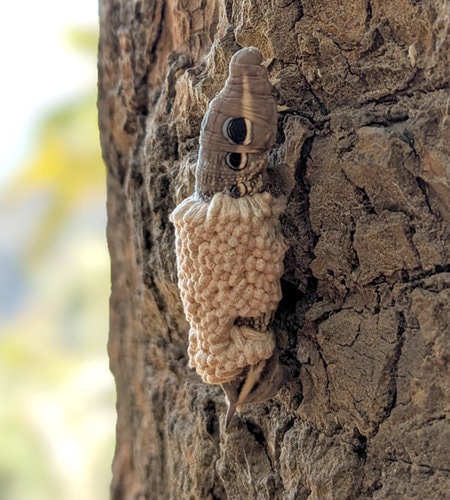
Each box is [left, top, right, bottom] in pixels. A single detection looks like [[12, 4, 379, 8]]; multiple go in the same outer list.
[[170, 47, 288, 427]]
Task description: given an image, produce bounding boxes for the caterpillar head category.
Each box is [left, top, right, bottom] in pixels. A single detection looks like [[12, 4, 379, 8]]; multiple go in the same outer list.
[[196, 47, 278, 199]]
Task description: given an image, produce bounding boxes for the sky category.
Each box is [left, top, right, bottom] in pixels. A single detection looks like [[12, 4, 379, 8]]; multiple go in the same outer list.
[[0, 0, 98, 187]]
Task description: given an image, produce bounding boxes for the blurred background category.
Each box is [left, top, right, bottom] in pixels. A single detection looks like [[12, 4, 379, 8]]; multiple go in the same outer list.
[[0, 2, 115, 500]]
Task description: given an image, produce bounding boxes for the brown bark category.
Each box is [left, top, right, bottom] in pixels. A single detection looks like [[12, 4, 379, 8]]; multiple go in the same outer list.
[[98, 1, 449, 498]]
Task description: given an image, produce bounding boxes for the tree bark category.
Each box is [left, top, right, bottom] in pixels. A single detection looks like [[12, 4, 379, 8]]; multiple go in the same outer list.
[[98, 1, 449, 498]]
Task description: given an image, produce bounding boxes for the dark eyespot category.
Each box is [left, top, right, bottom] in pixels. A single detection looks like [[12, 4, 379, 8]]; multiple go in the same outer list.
[[227, 118, 246, 143], [230, 183, 247, 198], [225, 152, 247, 170], [222, 117, 252, 145]]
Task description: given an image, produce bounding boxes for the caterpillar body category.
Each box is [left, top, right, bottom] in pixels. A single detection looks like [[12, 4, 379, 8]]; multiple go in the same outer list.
[[170, 47, 288, 426]]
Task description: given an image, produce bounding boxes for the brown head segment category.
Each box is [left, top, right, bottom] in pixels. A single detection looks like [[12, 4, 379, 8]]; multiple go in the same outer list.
[[195, 47, 278, 199], [231, 46, 264, 65]]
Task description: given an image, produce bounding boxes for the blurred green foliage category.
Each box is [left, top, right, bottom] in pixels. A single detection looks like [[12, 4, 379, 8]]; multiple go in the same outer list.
[[65, 27, 100, 54], [8, 96, 105, 268], [0, 27, 114, 500]]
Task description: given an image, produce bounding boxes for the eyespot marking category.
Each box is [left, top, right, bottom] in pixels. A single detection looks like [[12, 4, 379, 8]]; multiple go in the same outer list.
[[226, 152, 247, 170], [230, 183, 248, 198], [222, 117, 252, 145]]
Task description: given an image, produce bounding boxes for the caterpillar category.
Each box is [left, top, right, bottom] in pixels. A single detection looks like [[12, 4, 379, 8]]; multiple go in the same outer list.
[[170, 47, 288, 427]]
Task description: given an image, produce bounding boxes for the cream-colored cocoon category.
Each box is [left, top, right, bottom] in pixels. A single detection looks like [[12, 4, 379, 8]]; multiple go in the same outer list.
[[170, 192, 287, 384]]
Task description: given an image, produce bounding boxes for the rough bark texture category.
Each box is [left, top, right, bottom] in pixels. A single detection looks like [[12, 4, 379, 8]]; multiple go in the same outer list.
[[98, 1, 449, 498]]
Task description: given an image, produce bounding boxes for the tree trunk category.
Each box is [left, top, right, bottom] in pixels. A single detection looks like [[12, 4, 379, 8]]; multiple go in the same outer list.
[[98, 1, 449, 498]]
